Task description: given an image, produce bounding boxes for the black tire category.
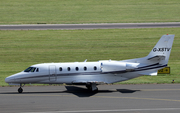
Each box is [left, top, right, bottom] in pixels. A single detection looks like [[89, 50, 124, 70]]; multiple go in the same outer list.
[[86, 84, 91, 90], [95, 87, 98, 92], [18, 87, 23, 93], [87, 86, 92, 91]]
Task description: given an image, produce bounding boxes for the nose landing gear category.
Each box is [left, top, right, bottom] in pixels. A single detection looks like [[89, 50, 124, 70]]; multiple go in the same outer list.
[[18, 84, 25, 93], [18, 87, 23, 93]]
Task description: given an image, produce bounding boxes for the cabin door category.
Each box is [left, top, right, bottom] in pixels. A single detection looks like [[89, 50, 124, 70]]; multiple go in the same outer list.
[[49, 65, 57, 81]]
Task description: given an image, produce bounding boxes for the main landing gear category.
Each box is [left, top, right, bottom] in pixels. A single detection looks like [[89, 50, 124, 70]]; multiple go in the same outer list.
[[86, 83, 98, 92], [18, 84, 25, 93]]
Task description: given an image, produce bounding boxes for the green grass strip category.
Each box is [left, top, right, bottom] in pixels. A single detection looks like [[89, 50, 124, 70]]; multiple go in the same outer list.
[[0, 0, 180, 24], [0, 28, 180, 86]]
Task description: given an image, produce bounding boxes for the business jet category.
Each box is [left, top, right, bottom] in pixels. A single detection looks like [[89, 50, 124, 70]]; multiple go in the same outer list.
[[5, 34, 174, 93]]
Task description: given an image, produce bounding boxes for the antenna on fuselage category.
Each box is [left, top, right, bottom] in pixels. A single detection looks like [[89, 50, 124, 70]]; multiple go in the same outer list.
[[84, 59, 87, 62]]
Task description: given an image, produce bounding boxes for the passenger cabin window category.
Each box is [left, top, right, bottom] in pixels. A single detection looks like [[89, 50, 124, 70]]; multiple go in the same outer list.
[[84, 66, 87, 71], [75, 67, 79, 71], [59, 67, 62, 71], [94, 66, 97, 70], [67, 67, 71, 71]]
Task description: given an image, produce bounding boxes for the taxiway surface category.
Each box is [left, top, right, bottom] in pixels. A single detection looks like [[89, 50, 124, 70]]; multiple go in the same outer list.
[[1, 22, 180, 30], [0, 84, 180, 113]]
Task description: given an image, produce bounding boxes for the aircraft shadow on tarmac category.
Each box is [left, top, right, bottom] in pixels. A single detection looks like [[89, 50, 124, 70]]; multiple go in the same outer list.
[[0, 86, 140, 97], [64, 86, 140, 97], [67, 86, 141, 97]]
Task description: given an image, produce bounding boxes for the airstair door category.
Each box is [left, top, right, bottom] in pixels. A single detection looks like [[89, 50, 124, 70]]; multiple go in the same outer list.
[[49, 65, 57, 81]]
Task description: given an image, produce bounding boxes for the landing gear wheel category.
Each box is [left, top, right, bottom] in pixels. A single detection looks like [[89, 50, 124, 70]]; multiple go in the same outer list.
[[18, 83, 25, 93], [18, 87, 23, 93], [86, 83, 98, 92], [86, 84, 92, 91], [94, 87, 98, 92]]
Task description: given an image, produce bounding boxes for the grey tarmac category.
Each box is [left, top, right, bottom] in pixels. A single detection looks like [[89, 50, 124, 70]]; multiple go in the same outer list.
[[0, 22, 180, 30], [0, 84, 180, 113]]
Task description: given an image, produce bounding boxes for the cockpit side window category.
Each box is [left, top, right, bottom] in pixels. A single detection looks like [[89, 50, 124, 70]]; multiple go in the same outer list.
[[24, 67, 33, 72], [24, 67, 39, 72], [31, 68, 36, 72], [36, 68, 39, 72]]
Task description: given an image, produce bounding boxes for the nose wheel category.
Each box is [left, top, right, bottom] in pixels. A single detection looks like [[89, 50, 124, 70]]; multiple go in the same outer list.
[[18, 87, 23, 93], [18, 84, 25, 93]]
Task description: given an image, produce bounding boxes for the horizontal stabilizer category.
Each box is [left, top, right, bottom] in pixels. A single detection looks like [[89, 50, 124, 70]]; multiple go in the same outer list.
[[147, 55, 165, 61], [140, 72, 157, 76]]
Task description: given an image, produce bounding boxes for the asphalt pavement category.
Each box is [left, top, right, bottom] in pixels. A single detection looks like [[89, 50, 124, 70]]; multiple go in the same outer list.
[[0, 84, 180, 113]]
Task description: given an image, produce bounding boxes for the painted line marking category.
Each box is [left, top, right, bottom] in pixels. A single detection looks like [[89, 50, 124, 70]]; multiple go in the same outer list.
[[23, 108, 180, 113], [141, 89, 180, 91], [92, 95, 180, 102]]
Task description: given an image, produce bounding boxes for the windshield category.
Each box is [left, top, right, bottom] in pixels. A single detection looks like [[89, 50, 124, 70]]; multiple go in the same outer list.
[[24, 67, 38, 72], [24, 67, 33, 72]]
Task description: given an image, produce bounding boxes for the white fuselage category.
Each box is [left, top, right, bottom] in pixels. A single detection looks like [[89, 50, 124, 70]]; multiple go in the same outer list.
[[5, 60, 144, 85]]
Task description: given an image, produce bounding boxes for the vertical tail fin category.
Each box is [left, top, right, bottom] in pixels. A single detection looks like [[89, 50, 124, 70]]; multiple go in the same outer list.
[[147, 34, 174, 65], [121, 34, 174, 76]]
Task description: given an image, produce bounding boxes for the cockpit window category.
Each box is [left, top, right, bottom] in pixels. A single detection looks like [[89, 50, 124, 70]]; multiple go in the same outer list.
[[36, 68, 39, 72], [24, 67, 33, 72], [24, 67, 38, 72], [31, 68, 36, 72]]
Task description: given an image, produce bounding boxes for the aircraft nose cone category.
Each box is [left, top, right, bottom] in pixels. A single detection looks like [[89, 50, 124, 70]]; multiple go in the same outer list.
[[5, 76, 14, 83]]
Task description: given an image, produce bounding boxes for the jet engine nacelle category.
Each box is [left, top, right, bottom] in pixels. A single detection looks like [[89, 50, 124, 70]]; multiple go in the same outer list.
[[126, 63, 139, 71], [101, 62, 139, 72]]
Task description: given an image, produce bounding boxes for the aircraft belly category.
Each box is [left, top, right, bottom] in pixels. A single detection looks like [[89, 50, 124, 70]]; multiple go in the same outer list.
[[39, 72, 142, 84], [10, 72, 142, 84], [56, 74, 130, 84], [54, 73, 141, 84]]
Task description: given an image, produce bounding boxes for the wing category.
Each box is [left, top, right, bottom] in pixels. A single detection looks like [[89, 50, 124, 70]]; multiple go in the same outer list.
[[72, 80, 106, 85]]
